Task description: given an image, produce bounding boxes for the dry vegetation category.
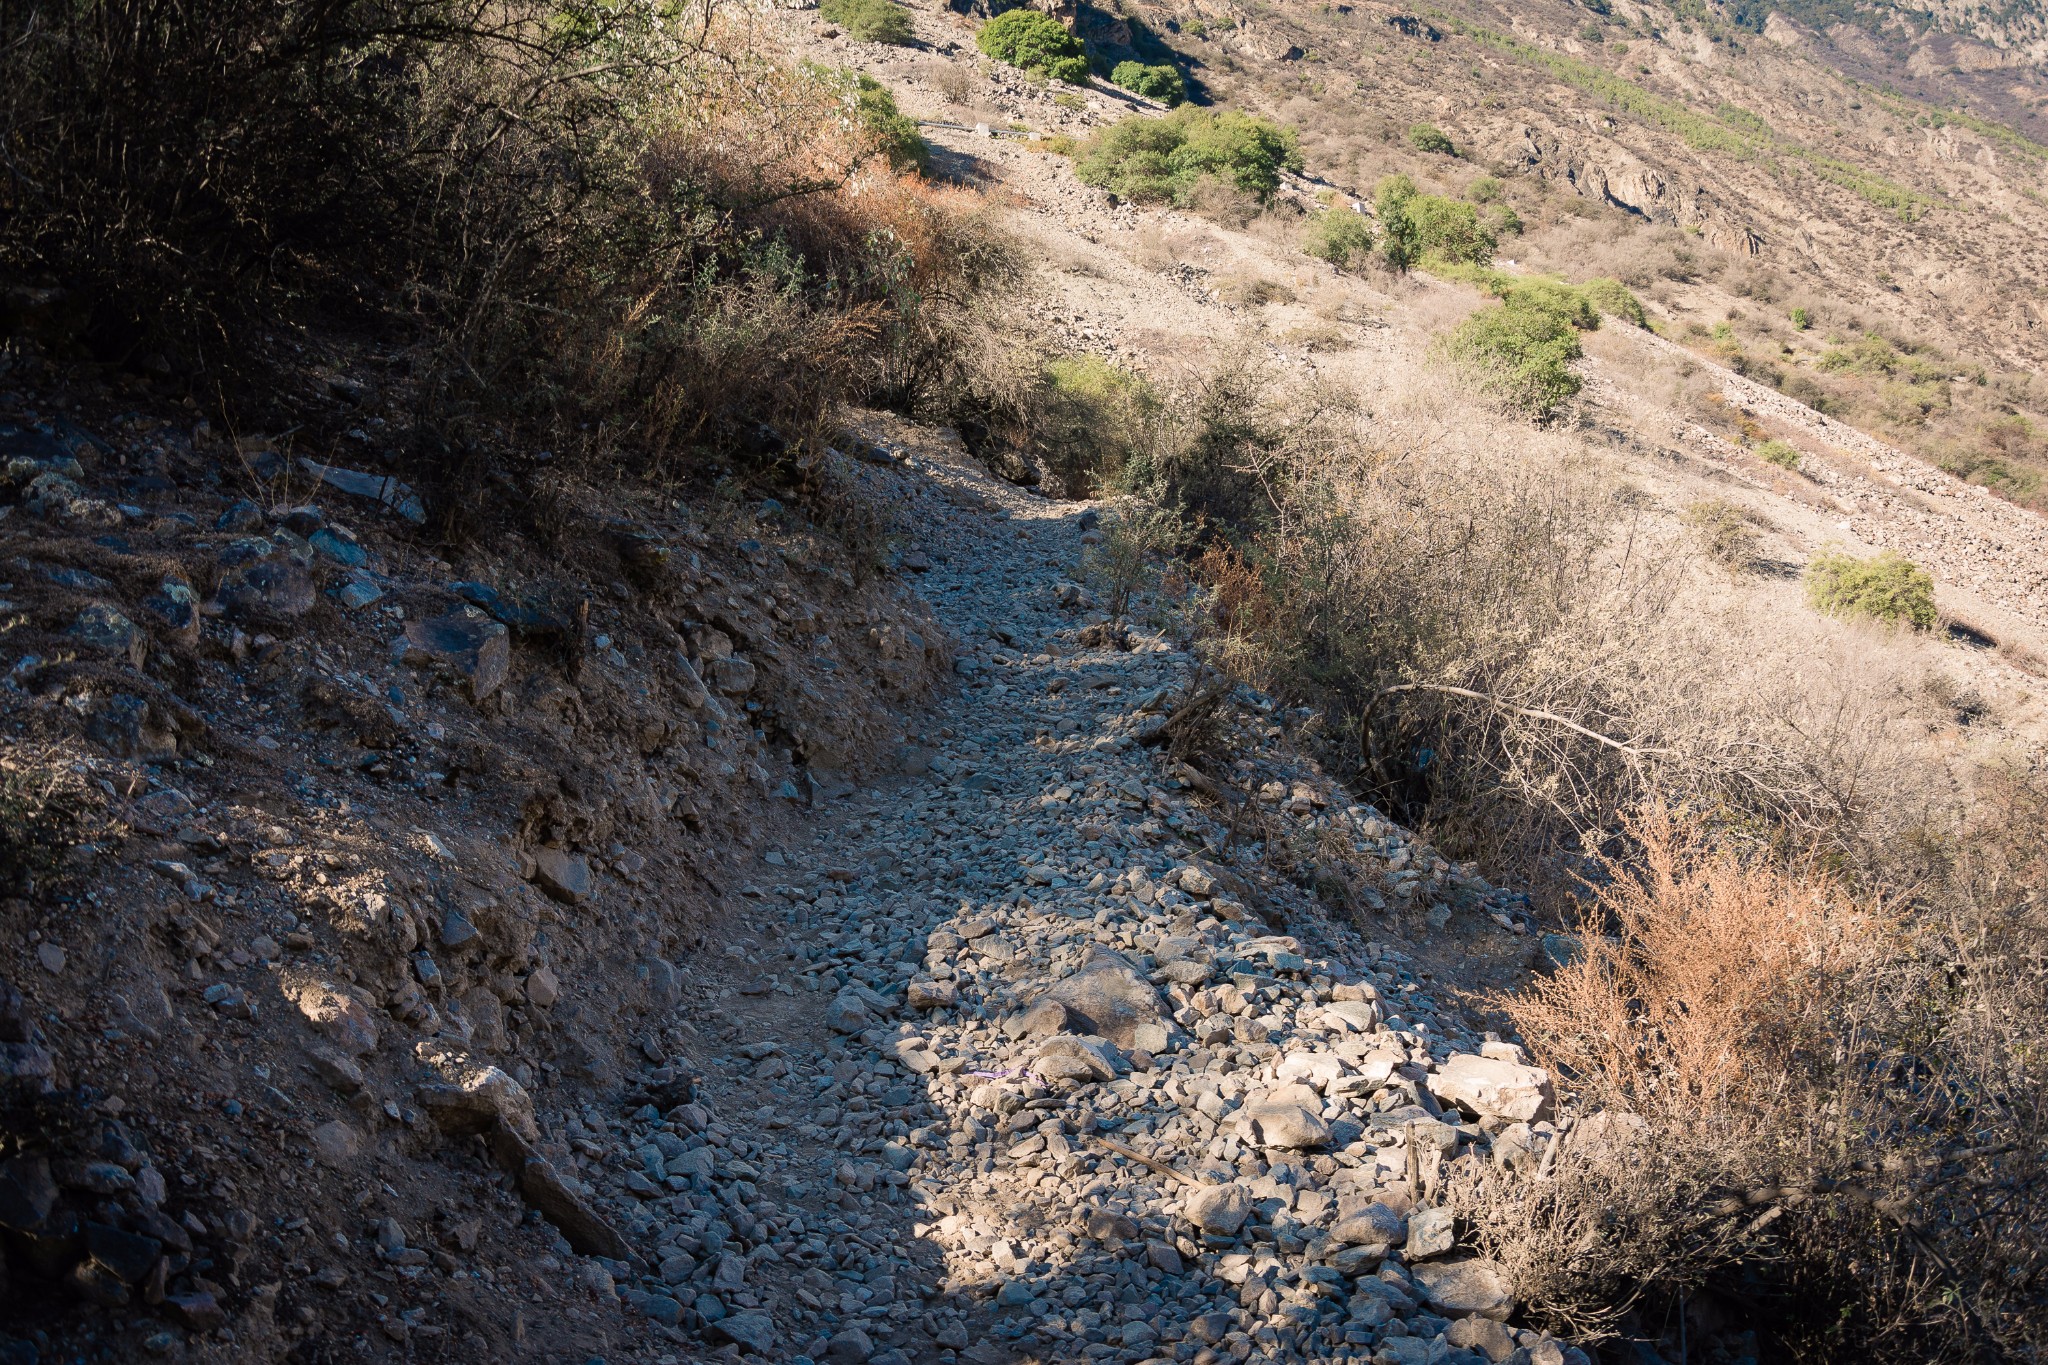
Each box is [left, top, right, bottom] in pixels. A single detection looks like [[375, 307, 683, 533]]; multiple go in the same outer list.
[[1036, 341, 2046, 1355], [0, 0, 1025, 520]]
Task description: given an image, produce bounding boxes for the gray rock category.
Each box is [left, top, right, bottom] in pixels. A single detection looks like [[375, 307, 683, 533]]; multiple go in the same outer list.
[[403, 608, 510, 701], [1034, 945, 1175, 1051], [1330, 1201, 1406, 1247], [1183, 1181, 1252, 1237], [310, 1120, 361, 1168], [1411, 1257, 1514, 1319], [415, 1061, 540, 1142], [1448, 1315, 1519, 1362], [531, 849, 592, 904], [825, 1326, 874, 1364], [1426, 1054, 1555, 1123], [712, 1309, 782, 1358], [1031, 1033, 1122, 1083], [1406, 1204, 1455, 1258]]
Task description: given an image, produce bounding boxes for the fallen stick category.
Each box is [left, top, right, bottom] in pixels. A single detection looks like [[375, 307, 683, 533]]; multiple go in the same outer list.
[[1090, 1133, 1198, 1188]]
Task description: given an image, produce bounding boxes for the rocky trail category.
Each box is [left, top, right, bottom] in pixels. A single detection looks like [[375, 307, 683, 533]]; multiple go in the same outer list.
[[568, 439, 1582, 1365]]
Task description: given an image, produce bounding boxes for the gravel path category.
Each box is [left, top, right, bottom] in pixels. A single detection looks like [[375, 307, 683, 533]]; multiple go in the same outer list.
[[566, 439, 1582, 1365]]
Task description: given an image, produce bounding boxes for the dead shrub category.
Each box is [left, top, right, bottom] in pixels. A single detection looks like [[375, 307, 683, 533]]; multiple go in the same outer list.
[[1505, 804, 1873, 1113], [1682, 497, 1761, 572], [1472, 799, 2048, 1359]]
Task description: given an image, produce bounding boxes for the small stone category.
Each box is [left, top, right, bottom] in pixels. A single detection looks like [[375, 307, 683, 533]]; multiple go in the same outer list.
[[525, 965, 561, 1008], [163, 1290, 226, 1331], [1183, 1182, 1252, 1237], [310, 1120, 361, 1168], [995, 1278, 1035, 1306], [530, 850, 592, 905], [35, 943, 64, 975], [1406, 1204, 1455, 1259]]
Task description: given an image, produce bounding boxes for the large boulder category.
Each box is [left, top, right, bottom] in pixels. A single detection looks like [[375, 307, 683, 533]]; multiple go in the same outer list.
[[414, 1051, 540, 1142], [1426, 1053, 1555, 1123], [289, 978, 380, 1056], [1033, 946, 1176, 1052]]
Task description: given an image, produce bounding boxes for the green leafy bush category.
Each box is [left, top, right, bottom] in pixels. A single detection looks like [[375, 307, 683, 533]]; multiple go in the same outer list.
[[1789, 306, 1812, 330], [1466, 175, 1503, 203], [1034, 354, 1161, 495], [1438, 292, 1587, 420], [977, 10, 1089, 83], [1579, 276, 1646, 327], [1111, 61, 1185, 105], [819, 0, 915, 44], [1303, 209, 1375, 269], [825, 71, 929, 173], [1805, 549, 1936, 630], [1756, 438, 1801, 470], [1374, 174, 1424, 270], [1374, 174, 1495, 267], [1075, 107, 1303, 207], [1410, 195, 1495, 264], [1409, 122, 1457, 155]]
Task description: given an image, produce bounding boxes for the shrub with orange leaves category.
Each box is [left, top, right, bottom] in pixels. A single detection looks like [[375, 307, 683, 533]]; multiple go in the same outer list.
[[1500, 803, 1883, 1116]]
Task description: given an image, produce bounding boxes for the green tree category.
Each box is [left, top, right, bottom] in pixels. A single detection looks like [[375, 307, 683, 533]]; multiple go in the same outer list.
[[1110, 61, 1186, 105], [1375, 174, 1423, 271], [977, 10, 1089, 83], [1408, 122, 1457, 155], [1439, 292, 1588, 420], [1303, 208, 1374, 269], [1075, 107, 1303, 205], [1408, 195, 1495, 264]]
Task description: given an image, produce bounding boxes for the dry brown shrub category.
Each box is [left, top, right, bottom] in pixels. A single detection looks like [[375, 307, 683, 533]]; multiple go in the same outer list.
[[1465, 793, 2048, 1359], [1503, 804, 1878, 1114]]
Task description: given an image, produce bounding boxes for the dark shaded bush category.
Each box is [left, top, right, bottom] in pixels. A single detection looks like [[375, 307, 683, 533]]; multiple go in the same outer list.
[[1111, 60, 1186, 105], [0, 1, 1006, 506]]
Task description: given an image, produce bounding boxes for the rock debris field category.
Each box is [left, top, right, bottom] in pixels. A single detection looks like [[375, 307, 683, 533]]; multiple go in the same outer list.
[[578, 444, 1586, 1365]]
